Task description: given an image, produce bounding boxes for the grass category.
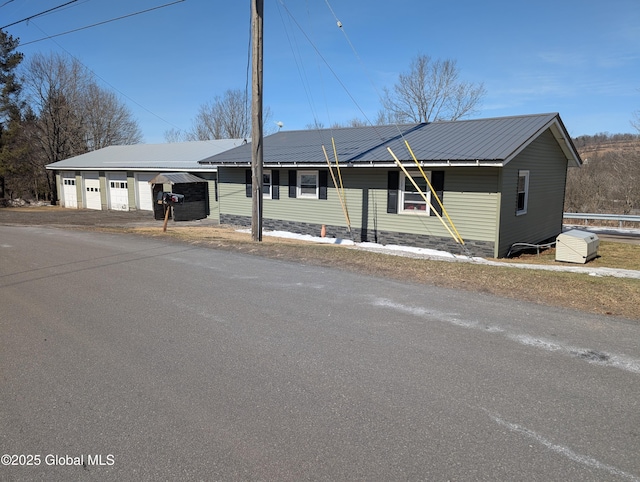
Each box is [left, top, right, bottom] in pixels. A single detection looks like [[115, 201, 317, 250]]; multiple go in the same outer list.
[[500, 242, 640, 271], [100, 225, 640, 322]]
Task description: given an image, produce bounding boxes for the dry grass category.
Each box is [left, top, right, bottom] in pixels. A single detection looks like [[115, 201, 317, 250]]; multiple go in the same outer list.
[[499, 242, 640, 271], [101, 225, 640, 322]]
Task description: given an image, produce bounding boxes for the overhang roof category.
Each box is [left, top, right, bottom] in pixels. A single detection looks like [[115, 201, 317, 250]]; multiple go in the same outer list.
[[199, 113, 582, 168], [148, 172, 207, 185], [45, 139, 247, 172]]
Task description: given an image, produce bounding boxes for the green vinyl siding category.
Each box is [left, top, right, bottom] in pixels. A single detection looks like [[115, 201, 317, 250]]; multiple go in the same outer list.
[[367, 168, 498, 242], [99, 174, 107, 210], [207, 180, 219, 221], [195, 172, 219, 222], [127, 172, 136, 210], [497, 129, 568, 257], [218, 168, 252, 217], [219, 166, 500, 244], [74, 172, 83, 207]]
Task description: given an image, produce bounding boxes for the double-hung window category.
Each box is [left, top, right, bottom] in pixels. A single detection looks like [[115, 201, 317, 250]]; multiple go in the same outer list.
[[400, 170, 431, 214], [263, 170, 272, 199], [297, 170, 318, 199], [516, 170, 529, 215]]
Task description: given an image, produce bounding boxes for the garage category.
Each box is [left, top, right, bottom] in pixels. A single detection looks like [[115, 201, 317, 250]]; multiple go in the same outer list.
[[136, 173, 156, 211], [107, 172, 129, 211], [83, 172, 102, 210], [61, 172, 78, 208]]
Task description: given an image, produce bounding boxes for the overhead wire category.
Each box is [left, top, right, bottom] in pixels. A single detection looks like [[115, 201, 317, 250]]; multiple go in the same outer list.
[[275, 0, 359, 238], [280, 0, 467, 253], [18, 1, 185, 46], [2, 0, 80, 29], [244, 1, 252, 139], [325, 0, 468, 252], [274, 0, 322, 130], [24, 17, 185, 135], [275, 0, 375, 131]]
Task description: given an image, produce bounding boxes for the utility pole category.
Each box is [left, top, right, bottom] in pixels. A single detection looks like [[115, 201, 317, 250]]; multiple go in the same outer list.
[[251, 0, 264, 241]]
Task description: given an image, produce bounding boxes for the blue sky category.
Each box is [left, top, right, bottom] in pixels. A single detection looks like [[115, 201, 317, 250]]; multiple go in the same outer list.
[[3, 0, 639, 143]]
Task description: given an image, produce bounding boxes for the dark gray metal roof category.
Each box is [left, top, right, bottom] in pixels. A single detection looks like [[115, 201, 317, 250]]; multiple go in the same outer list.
[[148, 172, 207, 185], [199, 113, 581, 168]]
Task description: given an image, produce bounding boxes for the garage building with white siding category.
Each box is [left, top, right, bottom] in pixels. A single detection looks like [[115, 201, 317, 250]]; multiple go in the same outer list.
[[45, 139, 245, 219]]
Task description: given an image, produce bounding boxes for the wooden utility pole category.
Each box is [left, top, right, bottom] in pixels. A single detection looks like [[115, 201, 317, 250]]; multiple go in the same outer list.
[[251, 0, 264, 241]]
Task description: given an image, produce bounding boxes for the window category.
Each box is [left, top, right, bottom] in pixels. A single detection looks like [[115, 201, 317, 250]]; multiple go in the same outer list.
[[400, 171, 431, 214], [516, 170, 529, 215], [297, 170, 318, 199], [263, 170, 272, 199], [110, 181, 127, 189]]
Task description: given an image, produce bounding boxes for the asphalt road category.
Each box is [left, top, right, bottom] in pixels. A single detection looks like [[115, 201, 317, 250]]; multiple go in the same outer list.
[[1, 226, 639, 481]]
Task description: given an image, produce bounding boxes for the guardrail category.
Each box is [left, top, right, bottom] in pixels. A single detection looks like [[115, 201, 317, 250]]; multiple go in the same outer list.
[[563, 213, 640, 227]]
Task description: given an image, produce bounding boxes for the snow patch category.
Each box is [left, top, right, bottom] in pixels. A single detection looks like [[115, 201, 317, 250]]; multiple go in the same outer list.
[[236, 228, 640, 279]]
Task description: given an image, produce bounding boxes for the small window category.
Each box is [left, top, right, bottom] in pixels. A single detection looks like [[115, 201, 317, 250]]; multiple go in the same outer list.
[[516, 170, 529, 215], [400, 171, 431, 215], [263, 170, 272, 199], [297, 170, 318, 199]]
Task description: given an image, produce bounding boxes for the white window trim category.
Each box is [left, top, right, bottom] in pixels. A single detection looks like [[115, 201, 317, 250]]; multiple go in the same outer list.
[[263, 169, 272, 200], [516, 170, 530, 216], [297, 170, 319, 199], [399, 170, 431, 215]]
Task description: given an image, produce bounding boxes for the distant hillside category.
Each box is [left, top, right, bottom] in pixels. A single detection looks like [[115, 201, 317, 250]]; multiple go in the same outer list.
[[565, 133, 639, 214], [572, 133, 640, 160]]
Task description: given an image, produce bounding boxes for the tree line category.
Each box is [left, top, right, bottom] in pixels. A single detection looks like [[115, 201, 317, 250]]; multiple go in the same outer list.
[[2, 23, 638, 214], [0, 30, 142, 203], [565, 133, 640, 215]]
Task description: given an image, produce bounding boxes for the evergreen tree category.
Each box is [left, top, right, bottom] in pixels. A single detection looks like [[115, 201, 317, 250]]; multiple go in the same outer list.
[[0, 28, 24, 199]]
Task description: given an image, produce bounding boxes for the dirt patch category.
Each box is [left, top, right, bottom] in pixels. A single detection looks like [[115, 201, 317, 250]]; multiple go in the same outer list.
[[0, 206, 173, 227]]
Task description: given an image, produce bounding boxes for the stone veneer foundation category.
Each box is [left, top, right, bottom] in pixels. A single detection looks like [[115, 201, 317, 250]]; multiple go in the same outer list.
[[221, 214, 495, 258]]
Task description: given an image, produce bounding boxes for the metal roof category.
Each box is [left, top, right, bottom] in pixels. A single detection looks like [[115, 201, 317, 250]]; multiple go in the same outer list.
[[45, 139, 247, 171], [148, 172, 207, 185], [199, 113, 582, 168]]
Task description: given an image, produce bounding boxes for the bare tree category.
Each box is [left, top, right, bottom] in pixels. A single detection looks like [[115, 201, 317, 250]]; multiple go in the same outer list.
[[381, 54, 486, 123], [565, 134, 640, 214], [24, 53, 93, 164], [81, 83, 142, 150], [163, 127, 184, 143], [187, 89, 250, 140], [166, 88, 273, 142], [22, 52, 142, 201]]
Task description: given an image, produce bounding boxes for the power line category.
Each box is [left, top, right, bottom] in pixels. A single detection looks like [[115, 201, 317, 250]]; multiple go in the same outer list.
[[27, 19, 185, 135], [18, 0, 185, 46], [1, 0, 80, 29]]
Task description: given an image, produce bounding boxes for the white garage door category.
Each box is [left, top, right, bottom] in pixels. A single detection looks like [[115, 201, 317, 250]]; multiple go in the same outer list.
[[108, 172, 129, 211], [83, 173, 102, 210], [136, 173, 156, 211], [61, 172, 77, 208]]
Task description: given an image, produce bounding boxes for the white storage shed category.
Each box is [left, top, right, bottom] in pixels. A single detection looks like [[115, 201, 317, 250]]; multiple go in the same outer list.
[[555, 229, 599, 264]]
